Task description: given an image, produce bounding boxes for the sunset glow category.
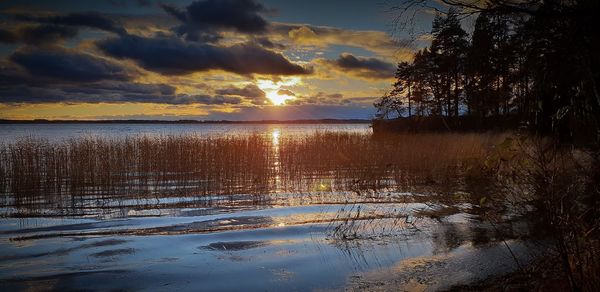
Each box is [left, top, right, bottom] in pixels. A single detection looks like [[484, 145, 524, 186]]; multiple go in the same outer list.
[[266, 90, 294, 105], [0, 0, 401, 120]]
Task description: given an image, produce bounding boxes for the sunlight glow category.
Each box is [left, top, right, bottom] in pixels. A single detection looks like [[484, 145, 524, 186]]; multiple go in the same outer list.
[[257, 78, 299, 106], [266, 91, 294, 105]]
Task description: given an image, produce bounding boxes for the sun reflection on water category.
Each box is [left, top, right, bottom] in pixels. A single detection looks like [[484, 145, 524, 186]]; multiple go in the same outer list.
[[271, 128, 281, 191], [271, 128, 280, 147]]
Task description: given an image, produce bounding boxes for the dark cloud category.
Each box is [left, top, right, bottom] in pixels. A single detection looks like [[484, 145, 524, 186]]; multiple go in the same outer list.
[[15, 12, 126, 35], [114, 93, 241, 105], [107, 0, 128, 7], [0, 28, 18, 43], [1, 25, 77, 46], [323, 53, 395, 79], [0, 58, 223, 105], [136, 0, 153, 6], [252, 37, 286, 50], [162, 0, 268, 41], [216, 84, 269, 105], [97, 34, 312, 76], [62, 82, 175, 96], [107, 0, 153, 7], [23, 25, 78, 46], [216, 84, 265, 98], [0, 81, 240, 105], [10, 48, 135, 82]]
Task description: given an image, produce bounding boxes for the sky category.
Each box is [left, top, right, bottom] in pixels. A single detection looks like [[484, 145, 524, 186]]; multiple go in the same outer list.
[[0, 0, 437, 120]]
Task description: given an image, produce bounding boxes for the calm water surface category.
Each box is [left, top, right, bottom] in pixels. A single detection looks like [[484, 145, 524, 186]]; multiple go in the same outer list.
[[0, 123, 537, 291], [0, 123, 371, 141]]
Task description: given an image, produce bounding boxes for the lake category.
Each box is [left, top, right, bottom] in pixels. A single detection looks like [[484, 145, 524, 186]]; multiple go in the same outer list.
[[0, 123, 539, 291], [0, 123, 371, 141]]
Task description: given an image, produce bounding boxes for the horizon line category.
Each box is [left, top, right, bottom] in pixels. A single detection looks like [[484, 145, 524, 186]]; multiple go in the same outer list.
[[0, 118, 373, 124]]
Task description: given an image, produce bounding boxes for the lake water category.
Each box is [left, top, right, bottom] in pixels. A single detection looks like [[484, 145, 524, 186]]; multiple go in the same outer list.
[[0, 123, 371, 142], [0, 123, 538, 291]]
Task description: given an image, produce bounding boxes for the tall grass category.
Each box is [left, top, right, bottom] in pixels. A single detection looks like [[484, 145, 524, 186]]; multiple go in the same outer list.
[[0, 135, 274, 210], [278, 132, 507, 194], [0, 132, 507, 213]]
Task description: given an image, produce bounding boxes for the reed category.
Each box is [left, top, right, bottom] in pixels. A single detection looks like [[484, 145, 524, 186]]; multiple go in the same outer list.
[[0, 134, 274, 210], [278, 131, 507, 194], [0, 132, 507, 213]]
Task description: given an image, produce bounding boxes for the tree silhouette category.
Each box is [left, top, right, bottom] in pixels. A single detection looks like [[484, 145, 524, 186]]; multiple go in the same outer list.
[[377, 0, 600, 144]]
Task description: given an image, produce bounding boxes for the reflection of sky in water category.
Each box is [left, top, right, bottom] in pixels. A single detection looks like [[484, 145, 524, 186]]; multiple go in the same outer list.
[[0, 196, 538, 291]]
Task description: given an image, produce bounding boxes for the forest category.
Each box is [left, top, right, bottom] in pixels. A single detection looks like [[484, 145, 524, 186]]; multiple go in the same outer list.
[[375, 0, 599, 145]]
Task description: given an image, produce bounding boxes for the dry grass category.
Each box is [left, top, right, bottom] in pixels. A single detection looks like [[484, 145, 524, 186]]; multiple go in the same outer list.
[[0, 132, 508, 212], [0, 135, 274, 208], [278, 131, 507, 194]]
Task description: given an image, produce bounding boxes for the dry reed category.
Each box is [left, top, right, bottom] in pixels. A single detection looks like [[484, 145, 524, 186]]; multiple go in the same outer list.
[[278, 131, 507, 194], [0, 132, 507, 213], [0, 134, 274, 210]]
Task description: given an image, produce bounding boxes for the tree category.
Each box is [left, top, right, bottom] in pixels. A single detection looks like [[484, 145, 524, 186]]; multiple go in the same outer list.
[[374, 91, 404, 120], [393, 61, 414, 117], [429, 8, 468, 117], [465, 12, 494, 117], [388, 0, 600, 143]]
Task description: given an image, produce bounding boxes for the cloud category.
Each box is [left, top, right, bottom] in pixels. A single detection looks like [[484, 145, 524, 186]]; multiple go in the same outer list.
[[0, 28, 18, 43], [216, 84, 265, 98], [278, 24, 409, 59], [97, 34, 312, 76], [0, 25, 78, 46], [251, 37, 286, 50], [287, 26, 319, 45], [216, 84, 271, 105], [107, 0, 153, 7], [319, 53, 395, 80], [9, 48, 137, 82], [0, 81, 241, 105], [277, 89, 295, 96], [18, 25, 78, 45], [14, 12, 127, 35], [162, 0, 268, 41], [287, 92, 347, 105], [63, 82, 175, 95]]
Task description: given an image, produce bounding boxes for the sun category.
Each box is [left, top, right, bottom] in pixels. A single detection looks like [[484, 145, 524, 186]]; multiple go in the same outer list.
[[256, 78, 299, 106], [266, 90, 294, 105]]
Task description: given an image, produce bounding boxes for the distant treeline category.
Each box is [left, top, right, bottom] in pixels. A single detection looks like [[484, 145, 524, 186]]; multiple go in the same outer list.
[[0, 119, 371, 124], [375, 1, 600, 144]]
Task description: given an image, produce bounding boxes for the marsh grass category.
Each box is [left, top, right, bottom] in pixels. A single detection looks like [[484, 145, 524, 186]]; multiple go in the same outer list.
[[278, 131, 507, 195], [0, 132, 507, 215], [0, 134, 274, 211]]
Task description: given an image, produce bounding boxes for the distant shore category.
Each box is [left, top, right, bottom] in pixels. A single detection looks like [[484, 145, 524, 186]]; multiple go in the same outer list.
[[0, 119, 371, 125]]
